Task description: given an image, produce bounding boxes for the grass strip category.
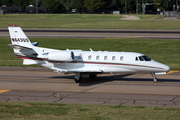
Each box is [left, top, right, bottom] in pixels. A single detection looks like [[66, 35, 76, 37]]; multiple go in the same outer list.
[[0, 14, 179, 29], [0, 102, 180, 120], [1, 37, 180, 70]]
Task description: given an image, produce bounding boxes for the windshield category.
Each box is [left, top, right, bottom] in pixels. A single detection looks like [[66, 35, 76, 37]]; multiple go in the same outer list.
[[141, 55, 151, 61]]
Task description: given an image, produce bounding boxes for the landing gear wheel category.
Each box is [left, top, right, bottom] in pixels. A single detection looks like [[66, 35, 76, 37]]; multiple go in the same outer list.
[[151, 72, 158, 83], [74, 73, 82, 83], [153, 78, 158, 83], [74, 77, 81, 83], [89, 74, 97, 79]]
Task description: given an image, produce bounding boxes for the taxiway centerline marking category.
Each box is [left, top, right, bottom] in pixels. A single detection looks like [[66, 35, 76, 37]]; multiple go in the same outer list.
[[167, 71, 179, 74]]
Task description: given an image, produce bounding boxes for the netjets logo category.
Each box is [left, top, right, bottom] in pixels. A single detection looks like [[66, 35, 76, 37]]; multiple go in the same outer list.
[[11, 38, 29, 42]]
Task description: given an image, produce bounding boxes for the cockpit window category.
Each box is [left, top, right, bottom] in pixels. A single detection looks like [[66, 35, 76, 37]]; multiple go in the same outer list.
[[139, 56, 144, 61], [141, 55, 151, 61]]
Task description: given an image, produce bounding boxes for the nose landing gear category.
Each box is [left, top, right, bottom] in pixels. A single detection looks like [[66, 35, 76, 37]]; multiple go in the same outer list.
[[151, 72, 158, 83]]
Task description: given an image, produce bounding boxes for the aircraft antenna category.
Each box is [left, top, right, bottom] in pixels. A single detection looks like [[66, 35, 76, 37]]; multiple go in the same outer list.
[[90, 48, 93, 52]]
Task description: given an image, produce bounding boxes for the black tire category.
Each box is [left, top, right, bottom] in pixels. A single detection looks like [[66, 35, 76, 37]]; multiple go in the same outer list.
[[89, 74, 97, 79], [74, 76, 82, 83], [153, 78, 158, 83]]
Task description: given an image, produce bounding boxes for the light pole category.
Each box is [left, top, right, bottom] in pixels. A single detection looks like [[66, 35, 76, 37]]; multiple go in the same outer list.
[[36, 0, 38, 14], [176, 0, 179, 12], [142, 0, 144, 14], [125, 0, 127, 14], [136, 0, 138, 14]]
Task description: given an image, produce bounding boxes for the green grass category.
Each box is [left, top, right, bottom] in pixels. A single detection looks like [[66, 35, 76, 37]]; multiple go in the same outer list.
[[0, 102, 180, 120], [1, 37, 180, 70], [0, 14, 179, 29], [0, 14, 123, 19], [134, 14, 164, 19]]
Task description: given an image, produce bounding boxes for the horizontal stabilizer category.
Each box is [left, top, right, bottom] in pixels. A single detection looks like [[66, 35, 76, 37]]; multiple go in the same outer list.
[[8, 44, 37, 56], [8, 44, 33, 50]]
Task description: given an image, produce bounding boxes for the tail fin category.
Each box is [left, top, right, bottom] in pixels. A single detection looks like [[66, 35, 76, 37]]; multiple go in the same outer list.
[[8, 25, 37, 58], [8, 25, 33, 47]]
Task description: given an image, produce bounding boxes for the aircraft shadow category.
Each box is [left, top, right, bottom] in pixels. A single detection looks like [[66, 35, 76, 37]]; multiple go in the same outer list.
[[51, 75, 74, 79], [50, 74, 180, 87], [79, 75, 180, 86]]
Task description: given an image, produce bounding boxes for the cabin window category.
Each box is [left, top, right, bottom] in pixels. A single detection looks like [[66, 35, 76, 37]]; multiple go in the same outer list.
[[104, 56, 107, 60], [88, 55, 92, 60], [96, 56, 100, 60], [112, 56, 116, 60], [120, 56, 123, 61], [135, 57, 138, 61]]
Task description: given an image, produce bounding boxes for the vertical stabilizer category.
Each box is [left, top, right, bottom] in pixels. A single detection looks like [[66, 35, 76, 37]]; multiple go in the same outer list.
[[8, 25, 33, 48], [8, 25, 37, 58]]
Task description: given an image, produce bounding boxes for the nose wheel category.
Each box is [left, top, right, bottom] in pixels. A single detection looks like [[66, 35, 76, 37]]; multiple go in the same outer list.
[[151, 72, 158, 83], [153, 77, 158, 83]]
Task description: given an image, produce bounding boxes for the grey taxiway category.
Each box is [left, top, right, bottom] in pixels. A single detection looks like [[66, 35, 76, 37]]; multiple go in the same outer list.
[[0, 67, 180, 107], [1, 28, 180, 39]]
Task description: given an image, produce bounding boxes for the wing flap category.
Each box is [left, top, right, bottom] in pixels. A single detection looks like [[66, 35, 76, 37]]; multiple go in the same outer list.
[[23, 59, 38, 65]]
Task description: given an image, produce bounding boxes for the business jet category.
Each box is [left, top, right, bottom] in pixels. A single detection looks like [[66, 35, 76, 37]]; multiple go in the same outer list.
[[8, 25, 170, 83]]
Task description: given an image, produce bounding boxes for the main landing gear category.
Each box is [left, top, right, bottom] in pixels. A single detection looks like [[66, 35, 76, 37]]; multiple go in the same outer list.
[[89, 74, 97, 79], [74, 73, 82, 83], [151, 72, 158, 83], [74, 74, 97, 83]]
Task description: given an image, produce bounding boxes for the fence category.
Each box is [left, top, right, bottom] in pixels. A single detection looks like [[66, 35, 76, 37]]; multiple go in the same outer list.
[[164, 11, 179, 17]]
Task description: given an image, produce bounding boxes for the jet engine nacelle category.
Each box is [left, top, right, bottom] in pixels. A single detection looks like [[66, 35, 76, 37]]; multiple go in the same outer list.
[[48, 51, 74, 62]]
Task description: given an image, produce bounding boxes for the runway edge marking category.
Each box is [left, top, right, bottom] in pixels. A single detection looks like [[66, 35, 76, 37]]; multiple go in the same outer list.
[[0, 90, 11, 94], [105, 36, 141, 39]]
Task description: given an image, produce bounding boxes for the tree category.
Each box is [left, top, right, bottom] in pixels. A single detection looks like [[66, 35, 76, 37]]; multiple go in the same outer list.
[[0, 0, 13, 6], [41, 0, 66, 13], [120, 0, 136, 13], [12, 0, 30, 11], [63, 0, 73, 13], [84, 0, 109, 13], [29, 0, 43, 7], [112, 0, 120, 6], [71, 0, 84, 13]]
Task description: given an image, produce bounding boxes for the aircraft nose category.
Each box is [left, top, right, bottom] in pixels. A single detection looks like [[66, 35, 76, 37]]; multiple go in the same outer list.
[[164, 65, 171, 72]]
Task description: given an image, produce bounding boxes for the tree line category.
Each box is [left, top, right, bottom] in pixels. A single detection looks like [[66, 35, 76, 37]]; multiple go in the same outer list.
[[0, 0, 179, 13]]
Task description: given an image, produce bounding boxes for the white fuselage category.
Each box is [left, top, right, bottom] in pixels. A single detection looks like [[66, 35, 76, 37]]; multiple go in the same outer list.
[[30, 46, 170, 74]]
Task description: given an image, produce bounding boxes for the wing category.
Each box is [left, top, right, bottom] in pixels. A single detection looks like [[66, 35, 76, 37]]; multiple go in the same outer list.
[[50, 67, 103, 73]]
